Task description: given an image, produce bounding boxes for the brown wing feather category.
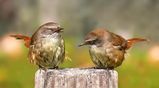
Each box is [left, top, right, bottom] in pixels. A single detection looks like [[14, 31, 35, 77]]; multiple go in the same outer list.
[[10, 34, 31, 48], [110, 32, 127, 49], [126, 38, 147, 50]]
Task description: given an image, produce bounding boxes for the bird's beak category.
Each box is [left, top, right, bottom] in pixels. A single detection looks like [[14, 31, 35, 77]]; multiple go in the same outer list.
[[78, 39, 95, 47], [78, 42, 87, 47], [59, 27, 64, 32], [56, 27, 64, 32]]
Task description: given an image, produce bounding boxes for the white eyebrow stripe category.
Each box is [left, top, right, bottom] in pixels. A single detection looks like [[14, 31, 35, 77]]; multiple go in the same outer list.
[[44, 26, 58, 29]]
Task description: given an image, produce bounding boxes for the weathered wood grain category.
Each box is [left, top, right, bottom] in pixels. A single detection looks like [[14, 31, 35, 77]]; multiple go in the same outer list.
[[35, 68, 118, 88]]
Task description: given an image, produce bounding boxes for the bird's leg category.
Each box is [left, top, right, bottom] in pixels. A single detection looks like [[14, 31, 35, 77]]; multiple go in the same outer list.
[[39, 65, 47, 72], [107, 67, 114, 70], [85, 67, 96, 69], [49, 66, 59, 69], [54, 66, 59, 69], [38, 65, 42, 69], [93, 66, 105, 69]]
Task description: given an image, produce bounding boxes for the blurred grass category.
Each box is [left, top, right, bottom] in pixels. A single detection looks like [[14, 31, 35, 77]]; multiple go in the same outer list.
[[0, 46, 37, 88], [0, 44, 159, 88], [117, 48, 159, 88]]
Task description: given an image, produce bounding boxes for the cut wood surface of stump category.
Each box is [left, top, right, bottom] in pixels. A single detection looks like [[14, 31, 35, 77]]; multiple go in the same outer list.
[[35, 68, 118, 88]]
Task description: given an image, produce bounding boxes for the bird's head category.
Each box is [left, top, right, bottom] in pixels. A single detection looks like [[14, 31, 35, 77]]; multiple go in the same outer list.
[[79, 28, 110, 47]]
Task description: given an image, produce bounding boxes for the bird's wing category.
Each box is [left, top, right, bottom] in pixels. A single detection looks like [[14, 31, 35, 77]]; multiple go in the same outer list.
[[10, 34, 31, 48], [59, 39, 65, 63], [126, 38, 147, 50], [110, 32, 127, 50], [28, 45, 36, 64]]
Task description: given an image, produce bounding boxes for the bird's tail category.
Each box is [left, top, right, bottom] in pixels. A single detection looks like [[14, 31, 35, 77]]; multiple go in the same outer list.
[[10, 34, 31, 48], [126, 38, 148, 50]]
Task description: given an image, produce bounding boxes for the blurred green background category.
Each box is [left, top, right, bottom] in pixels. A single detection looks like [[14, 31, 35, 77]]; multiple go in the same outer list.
[[0, 0, 159, 88]]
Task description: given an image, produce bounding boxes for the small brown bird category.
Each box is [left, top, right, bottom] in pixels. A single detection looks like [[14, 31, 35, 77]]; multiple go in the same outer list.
[[11, 22, 65, 69], [79, 28, 147, 69]]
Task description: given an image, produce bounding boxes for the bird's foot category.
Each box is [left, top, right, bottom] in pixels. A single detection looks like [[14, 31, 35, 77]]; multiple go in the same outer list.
[[48, 66, 59, 69], [107, 67, 114, 70], [38, 65, 47, 72], [91, 67, 114, 70]]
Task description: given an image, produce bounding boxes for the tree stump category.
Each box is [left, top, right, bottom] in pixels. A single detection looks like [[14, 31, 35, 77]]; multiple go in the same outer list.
[[35, 68, 118, 88]]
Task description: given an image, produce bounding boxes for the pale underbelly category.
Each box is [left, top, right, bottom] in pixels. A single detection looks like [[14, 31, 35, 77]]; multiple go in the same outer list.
[[34, 38, 64, 68], [89, 45, 124, 68]]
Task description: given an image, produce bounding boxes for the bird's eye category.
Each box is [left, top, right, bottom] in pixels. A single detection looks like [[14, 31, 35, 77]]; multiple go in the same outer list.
[[47, 28, 52, 31], [93, 38, 102, 44], [42, 28, 53, 34], [89, 39, 98, 44]]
